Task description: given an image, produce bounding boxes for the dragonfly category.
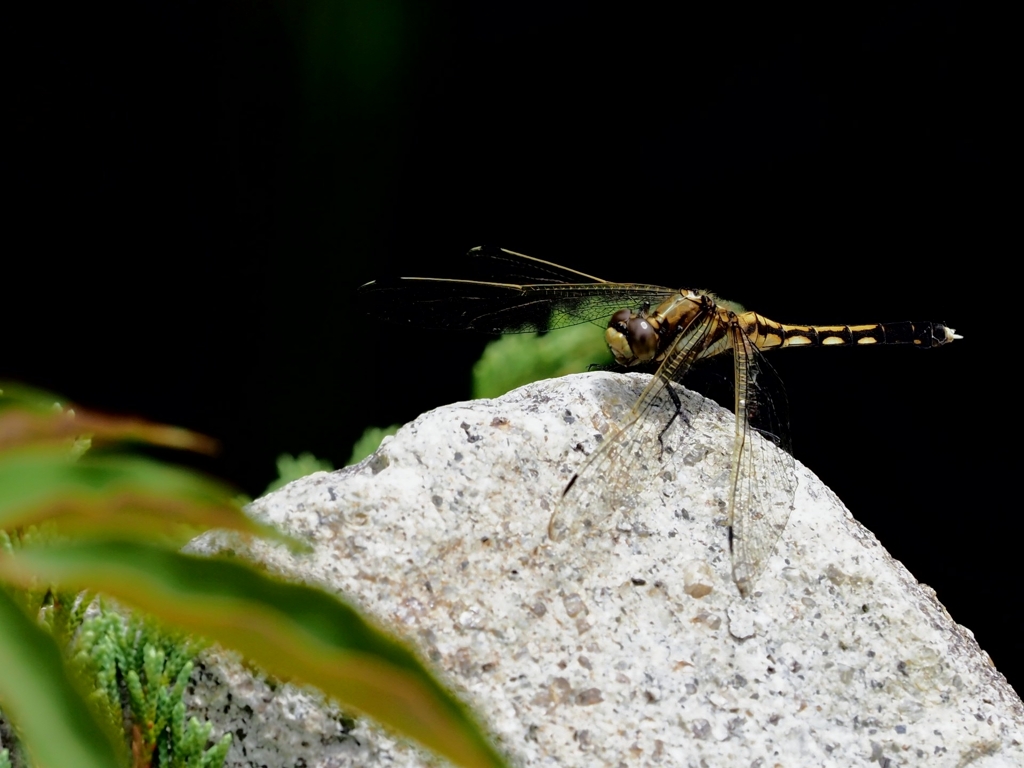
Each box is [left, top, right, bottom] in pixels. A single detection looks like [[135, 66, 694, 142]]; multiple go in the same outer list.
[[359, 246, 960, 596]]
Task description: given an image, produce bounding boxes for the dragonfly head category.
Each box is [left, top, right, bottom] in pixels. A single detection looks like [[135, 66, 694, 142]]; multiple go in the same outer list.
[[606, 308, 660, 365]]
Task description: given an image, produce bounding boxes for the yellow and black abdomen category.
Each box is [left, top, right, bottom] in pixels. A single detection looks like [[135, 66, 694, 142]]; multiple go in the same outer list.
[[745, 313, 959, 352]]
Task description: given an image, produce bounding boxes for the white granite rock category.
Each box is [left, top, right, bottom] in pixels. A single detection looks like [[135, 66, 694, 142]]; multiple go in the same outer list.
[[187, 372, 1023, 768]]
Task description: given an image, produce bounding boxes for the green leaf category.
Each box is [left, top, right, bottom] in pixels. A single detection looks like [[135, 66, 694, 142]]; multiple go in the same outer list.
[[0, 540, 509, 768], [264, 452, 335, 493], [0, 385, 218, 455], [472, 324, 612, 399], [0, 447, 299, 549], [0, 587, 124, 768], [345, 425, 400, 467]]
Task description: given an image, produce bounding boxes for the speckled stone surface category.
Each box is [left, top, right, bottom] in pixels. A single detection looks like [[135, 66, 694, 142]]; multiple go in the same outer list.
[[187, 372, 1023, 768]]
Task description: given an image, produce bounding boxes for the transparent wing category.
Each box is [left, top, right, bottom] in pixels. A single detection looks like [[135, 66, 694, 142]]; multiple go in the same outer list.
[[358, 246, 676, 334], [727, 329, 796, 597], [549, 311, 797, 598], [548, 309, 720, 540]]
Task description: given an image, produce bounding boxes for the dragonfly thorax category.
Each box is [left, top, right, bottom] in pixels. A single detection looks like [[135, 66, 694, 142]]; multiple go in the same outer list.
[[606, 291, 711, 366]]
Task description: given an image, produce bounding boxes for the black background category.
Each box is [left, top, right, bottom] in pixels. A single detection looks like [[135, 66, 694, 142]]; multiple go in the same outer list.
[[5, 3, 1012, 693]]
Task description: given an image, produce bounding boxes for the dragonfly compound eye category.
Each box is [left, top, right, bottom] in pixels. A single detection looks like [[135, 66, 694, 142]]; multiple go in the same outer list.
[[627, 316, 659, 362], [606, 309, 635, 364]]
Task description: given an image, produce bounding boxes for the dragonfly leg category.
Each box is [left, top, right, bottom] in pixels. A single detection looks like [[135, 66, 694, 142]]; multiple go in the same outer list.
[[656, 383, 690, 457]]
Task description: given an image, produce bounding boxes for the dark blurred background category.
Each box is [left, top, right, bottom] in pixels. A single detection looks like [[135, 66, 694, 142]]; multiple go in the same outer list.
[[4, 2, 1011, 691]]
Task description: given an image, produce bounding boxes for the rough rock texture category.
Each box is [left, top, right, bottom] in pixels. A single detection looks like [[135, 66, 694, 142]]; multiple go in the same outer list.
[[187, 372, 1023, 768]]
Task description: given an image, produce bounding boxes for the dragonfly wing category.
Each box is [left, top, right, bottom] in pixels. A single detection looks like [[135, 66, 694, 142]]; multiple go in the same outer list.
[[550, 309, 720, 540], [727, 331, 797, 597], [548, 398, 669, 541], [463, 246, 612, 284], [379, 282, 677, 333], [358, 247, 675, 334]]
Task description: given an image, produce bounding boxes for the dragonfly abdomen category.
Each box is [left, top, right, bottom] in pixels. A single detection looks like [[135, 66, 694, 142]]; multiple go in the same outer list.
[[744, 314, 960, 351]]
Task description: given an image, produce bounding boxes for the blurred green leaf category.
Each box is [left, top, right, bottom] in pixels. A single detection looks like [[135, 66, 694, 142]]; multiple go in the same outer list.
[[0, 385, 217, 455], [472, 323, 612, 399], [264, 452, 335, 494], [0, 540, 508, 768], [1, 383, 505, 768], [0, 588, 124, 768], [0, 384, 305, 551], [0, 447, 289, 548], [346, 425, 400, 466]]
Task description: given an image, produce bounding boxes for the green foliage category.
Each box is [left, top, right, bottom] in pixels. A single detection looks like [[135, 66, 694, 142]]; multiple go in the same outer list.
[[2, 540, 505, 768], [0, 384, 509, 768], [0, 385, 288, 549], [0, 586, 125, 768], [345, 326, 611, 467], [69, 606, 229, 768], [264, 452, 335, 493], [472, 324, 612, 399], [345, 425, 400, 466]]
